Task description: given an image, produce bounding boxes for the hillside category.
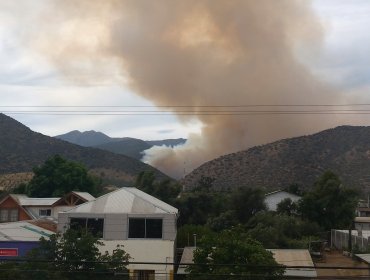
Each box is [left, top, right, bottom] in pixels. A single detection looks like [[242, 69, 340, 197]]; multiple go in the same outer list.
[[94, 138, 152, 160], [0, 114, 169, 186], [56, 130, 186, 159], [182, 126, 370, 193]]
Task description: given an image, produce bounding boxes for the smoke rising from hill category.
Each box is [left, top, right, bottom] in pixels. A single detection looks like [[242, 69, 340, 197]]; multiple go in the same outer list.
[[30, 0, 347, 178]]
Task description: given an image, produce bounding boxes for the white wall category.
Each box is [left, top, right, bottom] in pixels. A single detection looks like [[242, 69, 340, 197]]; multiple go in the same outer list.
[[265, 191, 301, 211], [101, 240, 175, 280]]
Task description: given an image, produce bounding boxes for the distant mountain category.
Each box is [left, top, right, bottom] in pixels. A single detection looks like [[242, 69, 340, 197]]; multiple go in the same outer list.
[[0, 114, 169, 187], [95, 138, 152, 160], [55, 130, 118, 147], [146, 138, 186, 147], [182, 126, 370, 193], [55, 130, 186, 159]]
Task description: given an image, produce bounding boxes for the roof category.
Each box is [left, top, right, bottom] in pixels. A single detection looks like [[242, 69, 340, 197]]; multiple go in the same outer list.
[[268, 249, 317, 278], [265, 190, 301, 199], [10, 195, 60, 206], [66, 187, 178, 214], [355, 254, 370, 264], [0, 221, 54, 241], [178, 247, 196, 274], [355, 217, 370, 223], [71, 191, 95, 202]]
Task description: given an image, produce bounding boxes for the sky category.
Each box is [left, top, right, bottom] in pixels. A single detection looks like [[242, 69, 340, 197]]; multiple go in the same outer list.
[[1, 0, 370, 141]]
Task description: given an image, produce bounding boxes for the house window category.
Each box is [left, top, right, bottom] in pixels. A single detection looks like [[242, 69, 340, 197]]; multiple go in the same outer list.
[[0, 209, 18, 222], [128, 218, 162, 239], [39, 209, 51, 217], [70, 218, 104, 238]]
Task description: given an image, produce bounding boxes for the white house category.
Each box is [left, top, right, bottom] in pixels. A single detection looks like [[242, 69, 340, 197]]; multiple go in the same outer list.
[[57, 187, 178, 280], [264, 190, 301, 211]]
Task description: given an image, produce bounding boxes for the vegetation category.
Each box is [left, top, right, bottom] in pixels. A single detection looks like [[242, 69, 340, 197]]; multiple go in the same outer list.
[[0, 229, 130, 280], [134, 170, 181, 204], [21, 155, 101, 197], [187, 227, 284, 280], [299, 171, 358, 230]]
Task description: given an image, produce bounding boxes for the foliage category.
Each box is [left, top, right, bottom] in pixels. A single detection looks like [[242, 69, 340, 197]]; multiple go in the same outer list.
[[187, 227, 284, 280], [298, 171, 358, 230], [230, 188, 266, 224], [276, 198, 298, 216], [134, 170, 181, 204], [175, 192, 225, 226], [247, 212, 321, 249], [177, 224, 214, 248], [0, 229, 130, 280], [26, 155, 100, 197]]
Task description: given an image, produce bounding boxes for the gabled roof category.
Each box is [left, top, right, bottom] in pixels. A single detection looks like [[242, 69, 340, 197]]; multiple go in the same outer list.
[[265, 190, 301, 199], [71, 191, 95, 202], [66, 187, 178, 214], [10, 194, 60, 206]]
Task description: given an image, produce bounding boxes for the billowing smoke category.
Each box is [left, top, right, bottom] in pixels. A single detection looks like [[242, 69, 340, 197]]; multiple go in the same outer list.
[[29, 0, 347, 178]]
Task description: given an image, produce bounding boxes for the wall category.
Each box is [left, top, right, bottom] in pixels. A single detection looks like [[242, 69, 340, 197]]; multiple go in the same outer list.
[[58, 212, 177, 241], [0, 241, 40, 258], [265, 192, 301, 211], [102, 239, 175, 280]]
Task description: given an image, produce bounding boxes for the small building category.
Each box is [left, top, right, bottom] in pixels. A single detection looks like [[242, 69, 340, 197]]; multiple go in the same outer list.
[[0, 221, 54, 258], [177, 246, 196, 275], [0, 191, 95, 222], [264, 190, 301, 211], [58, 187, 178, 280], [268, 249, 317, 278]]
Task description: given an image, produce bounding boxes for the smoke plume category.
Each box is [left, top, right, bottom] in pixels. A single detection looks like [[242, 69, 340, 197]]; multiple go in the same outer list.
[[30, 0, 348, 178]]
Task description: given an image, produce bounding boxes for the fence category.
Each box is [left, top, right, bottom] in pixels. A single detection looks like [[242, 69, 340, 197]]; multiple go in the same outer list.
[[331, 229, 370, 252]]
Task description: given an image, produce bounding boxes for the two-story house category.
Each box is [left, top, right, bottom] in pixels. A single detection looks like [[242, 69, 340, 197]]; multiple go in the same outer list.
[[58, 187, 178, 280]]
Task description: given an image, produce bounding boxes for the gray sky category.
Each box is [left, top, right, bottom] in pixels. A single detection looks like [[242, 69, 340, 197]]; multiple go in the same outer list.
[[1, 0, 370, 140]]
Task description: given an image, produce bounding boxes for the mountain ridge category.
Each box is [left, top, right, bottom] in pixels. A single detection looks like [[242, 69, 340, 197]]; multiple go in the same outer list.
[[182, 125, 370, 193], [0, 113, 169, 186]]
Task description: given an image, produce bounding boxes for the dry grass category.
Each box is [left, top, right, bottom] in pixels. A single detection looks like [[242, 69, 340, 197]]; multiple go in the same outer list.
[[0, 172, 33, 191]]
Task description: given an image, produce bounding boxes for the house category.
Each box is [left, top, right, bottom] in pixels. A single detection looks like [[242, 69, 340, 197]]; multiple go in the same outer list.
[[0, 191, 95, 222], [264, 190, 301, 211], [0, 220, 54, 258], [58, 187, 178, 280]]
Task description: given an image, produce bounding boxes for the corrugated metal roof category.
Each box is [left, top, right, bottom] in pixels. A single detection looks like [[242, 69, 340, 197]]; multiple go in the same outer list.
[[71, 191, 95, 202], [10, 195, 60, 206], [0, 221, 54, 241], [355, 254, 370, 264], [269, 249, 317, 278], [66, 187, 178, 214]]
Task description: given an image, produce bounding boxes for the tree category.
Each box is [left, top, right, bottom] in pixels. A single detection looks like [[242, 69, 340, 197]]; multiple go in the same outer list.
[[0, 229, 130, 280], [134, 170, 181, 204], [230, 188, 266, 224], [299, 171, 358, 230], [187, 228, 284, 280], [276, 198, 297, 216], [26, 155, 100, 197]]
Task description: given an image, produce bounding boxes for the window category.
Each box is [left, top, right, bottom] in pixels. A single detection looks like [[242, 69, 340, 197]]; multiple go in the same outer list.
[[0, 209, 18, 222], [39, 209, 51, 217], [128, 218, 162, 239], [70, 218, 104, 238]]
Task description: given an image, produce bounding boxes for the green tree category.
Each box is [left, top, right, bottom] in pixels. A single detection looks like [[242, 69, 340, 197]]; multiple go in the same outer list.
[[187, 228, 284, 280], [0, 229, 130, 280], [231, 188, 266, 224], [134, 171, 181, 204], [247, 212, 321, 249], [276, 198, 297, 216], [299, 171, 358, 230], [26, 155, 99, 197]]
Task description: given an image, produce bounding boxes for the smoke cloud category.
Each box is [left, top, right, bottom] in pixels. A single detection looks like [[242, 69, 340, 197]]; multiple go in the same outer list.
[[30, 0, 348, 178]]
